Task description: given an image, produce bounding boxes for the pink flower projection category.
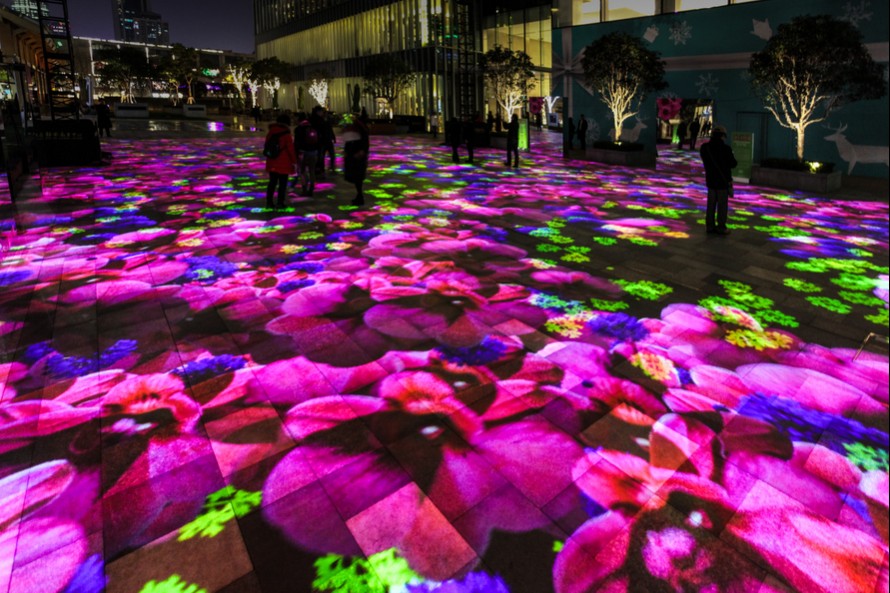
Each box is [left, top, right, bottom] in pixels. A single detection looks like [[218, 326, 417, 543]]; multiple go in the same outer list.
[[0, 135, 887, 592], [263, 352, 588, 581], [554, 412, 888, 593]]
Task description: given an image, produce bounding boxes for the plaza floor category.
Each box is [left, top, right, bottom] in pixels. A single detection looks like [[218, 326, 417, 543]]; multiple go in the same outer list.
[[0, 124, 888, 593]]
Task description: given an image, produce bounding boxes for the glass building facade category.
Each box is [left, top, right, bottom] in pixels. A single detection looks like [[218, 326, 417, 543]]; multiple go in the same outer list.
[[255, 0, 556, 119], [254, 0, 831, 121]]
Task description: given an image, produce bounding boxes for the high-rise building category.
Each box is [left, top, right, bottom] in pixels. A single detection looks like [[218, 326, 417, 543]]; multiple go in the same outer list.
[[10, 0, 47, 19], [112, 0, 169, 45]]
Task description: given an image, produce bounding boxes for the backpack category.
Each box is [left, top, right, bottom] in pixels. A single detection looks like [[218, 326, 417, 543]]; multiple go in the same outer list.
[[298, 123, 319, 150], [263, 131, 287, 159]]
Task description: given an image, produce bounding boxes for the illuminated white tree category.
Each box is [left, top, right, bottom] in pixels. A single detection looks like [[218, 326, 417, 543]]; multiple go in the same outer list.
[[362, 54, 415, 117], [250, 57, 291, 109], [480, 46, 536, 118], [308, 79, 328, 108], [248, 79, 260, 107], [262, 78, 281, 108], [581, 32, 666, 143], [225, 61, 251, 108], [749, 14, 885, 161]]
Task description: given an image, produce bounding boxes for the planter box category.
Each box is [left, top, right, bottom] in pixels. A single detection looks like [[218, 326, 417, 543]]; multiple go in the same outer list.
[[183, 104, 207, 118], [750, 165, 842, 193], [368, 123, 397, 135], [490, 136, 507, 149], [584, 147, 656, 168], [113, 103, 149, 118]]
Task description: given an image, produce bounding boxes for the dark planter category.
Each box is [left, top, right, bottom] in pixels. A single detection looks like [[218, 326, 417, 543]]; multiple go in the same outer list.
[[750, 165, 842, 193], [584, 146, 656, 167], [368, 122, 397, 135], [490, 135, 507, 149]]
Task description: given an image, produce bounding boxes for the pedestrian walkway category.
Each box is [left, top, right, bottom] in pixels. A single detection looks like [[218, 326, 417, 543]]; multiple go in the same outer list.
[[0, 130, 887, 593]]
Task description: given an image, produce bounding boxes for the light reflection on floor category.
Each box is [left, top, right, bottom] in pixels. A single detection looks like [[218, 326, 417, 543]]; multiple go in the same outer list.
[[0, 131, 887, 593]]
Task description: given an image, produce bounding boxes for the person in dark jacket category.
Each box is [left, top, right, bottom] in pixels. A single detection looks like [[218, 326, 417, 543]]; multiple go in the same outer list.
[[676, 120, 688, 148], [577, 114, 589, 150], [505, 113, 520, 167], [566, 116, 575, 150], [343, 113, 370, 206], [462, 116, 476, 165], [264, 114, 298, 209], [295, 112, 319, 197], [96, 99, 112, 137], [311, 106, 335, 178], [699, 125, 737, 235], [446, 117, 462, 163], [688, 119, 702, 150]]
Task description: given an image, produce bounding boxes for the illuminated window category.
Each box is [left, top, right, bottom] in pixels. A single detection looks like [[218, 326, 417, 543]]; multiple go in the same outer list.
[[605, 0, 657, 21], [675, 0, 725, 9]]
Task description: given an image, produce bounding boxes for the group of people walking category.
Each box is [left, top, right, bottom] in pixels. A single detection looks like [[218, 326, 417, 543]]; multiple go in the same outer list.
[[264, 108, 738, 236], [444, 112, 522, 167], [677, 119, 711, 150], [263, 105, 369, 208]]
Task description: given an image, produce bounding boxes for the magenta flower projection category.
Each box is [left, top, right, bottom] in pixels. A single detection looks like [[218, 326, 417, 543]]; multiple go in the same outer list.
[[0, 132, 887, 593]]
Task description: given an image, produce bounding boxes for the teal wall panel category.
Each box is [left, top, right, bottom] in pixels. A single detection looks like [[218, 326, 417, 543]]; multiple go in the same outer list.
[[557, 0, 889, 178]]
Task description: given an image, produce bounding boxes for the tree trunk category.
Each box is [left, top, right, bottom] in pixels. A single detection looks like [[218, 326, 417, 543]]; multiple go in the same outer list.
[[613, 110, 626, 143], [796, 125, 805, 161]]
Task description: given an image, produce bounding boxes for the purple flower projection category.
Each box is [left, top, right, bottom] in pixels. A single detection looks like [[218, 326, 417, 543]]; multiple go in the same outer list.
[[0, 132, 887, 593]]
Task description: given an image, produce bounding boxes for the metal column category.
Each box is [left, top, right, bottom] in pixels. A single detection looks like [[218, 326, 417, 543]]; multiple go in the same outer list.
[[35, 0, 79, 119], [454, 0, 478, 117]]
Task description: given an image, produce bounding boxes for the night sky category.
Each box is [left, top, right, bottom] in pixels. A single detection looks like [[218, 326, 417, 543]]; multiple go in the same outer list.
[[66, 0, 255, 53]]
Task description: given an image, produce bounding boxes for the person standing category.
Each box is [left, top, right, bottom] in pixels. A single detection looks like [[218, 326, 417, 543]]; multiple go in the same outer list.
[[324, 110, 338, 173], [295, 112, 319, 197], [688, 119, 702, 150], [699, 125, 737, 235], [676, 120, 688, 148], [343, 113, 370, 206], [310, 106, 334, 179], [446, 116, 462, 163], [462, 116, 476, 165], [505, 113, 520, 167], [577, 114, 589, 150], [566, 116, 575, 150], [251, 104, 261, 126], [264, 114, 298, 209], [429, 111, 440, 139], [96, 99, 112, 137]]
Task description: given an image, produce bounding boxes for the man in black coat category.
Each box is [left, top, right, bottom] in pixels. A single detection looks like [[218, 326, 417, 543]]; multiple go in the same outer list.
[[446, 117, 462, 163], [462, 116, 476, 165], [688, 119, 701, 150], [699, 125, 737, 235], [505, 113, 520, 167], [577, 114, 589, 150]]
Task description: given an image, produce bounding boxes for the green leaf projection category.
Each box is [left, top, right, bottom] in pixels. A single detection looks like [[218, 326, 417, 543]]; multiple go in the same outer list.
[[700, 280, 800, 330], [178, 486, 262, 541], [614, 279, 674, 301], [138, 575, 207, 593], [312, 549, 422, 593]]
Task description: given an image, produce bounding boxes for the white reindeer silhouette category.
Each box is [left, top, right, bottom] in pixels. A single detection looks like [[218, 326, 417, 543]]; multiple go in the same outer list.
[[609, 118, 647, 142], [824, 123, 890, 174]]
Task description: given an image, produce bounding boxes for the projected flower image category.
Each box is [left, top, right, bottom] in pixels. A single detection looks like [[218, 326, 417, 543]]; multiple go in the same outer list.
[[0, 132, 887, 593]]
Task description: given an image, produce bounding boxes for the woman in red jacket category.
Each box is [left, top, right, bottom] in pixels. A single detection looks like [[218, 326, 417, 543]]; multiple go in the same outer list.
[[264, 114, 298, 209]]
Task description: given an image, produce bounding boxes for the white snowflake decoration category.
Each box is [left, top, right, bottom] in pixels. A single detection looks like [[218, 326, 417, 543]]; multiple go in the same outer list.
[[643, 26, 659, 44], [669, 21, 692, 46], [588, 120, 601, 143], [696, 73, 719, 97], [842, 1, 872, 27], [750, 18, 772, 40]]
